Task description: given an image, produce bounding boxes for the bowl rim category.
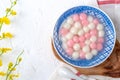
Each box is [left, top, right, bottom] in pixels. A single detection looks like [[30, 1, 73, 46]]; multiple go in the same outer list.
[[53, 5, 116, 68]]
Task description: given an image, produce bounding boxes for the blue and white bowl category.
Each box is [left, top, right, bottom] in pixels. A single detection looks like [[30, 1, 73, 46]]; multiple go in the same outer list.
[[53, 6, 116, 68]]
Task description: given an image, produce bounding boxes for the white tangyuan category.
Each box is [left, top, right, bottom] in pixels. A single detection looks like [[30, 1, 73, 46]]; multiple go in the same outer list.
[[98, 30, 105, 37], [82, 45, 90, 53], [97, 24, 104, 31], [85, 53, 93, 60], [72, 52, 79, 59], [63, 23, 71, 29], [65, 33, 73, 40], [87, 16, 93, 22], [83, 26, 90, 33], [61, 37, 67, 42], [70, 27, 78, 34], [74, 22, 82, 29], [88, 23, 95, 30], [91, 49, 98, 55], [73, 43, 80, 51], [62, 43, 68, 49], [67, 17, 74, 24], [78, 29, 85, 36], [85, 40, 91, 45], [90, 36, 97, 42]]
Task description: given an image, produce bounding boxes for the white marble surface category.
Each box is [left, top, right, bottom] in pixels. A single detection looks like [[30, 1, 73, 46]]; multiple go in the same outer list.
[[1, 0, 120, 80]]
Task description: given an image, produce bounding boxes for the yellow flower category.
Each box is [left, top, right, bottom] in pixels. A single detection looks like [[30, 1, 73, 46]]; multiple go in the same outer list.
[[12, 68, 16, 71], [0, 59, 3, 66], [10, 74, 19, 77], [8, 62, 13, 69], [18, 57, 22, 62], [0, 18, 2, 23], [9, 75, 13, 80], [0, 72, 6, 76], [0, 48, 12, 54], [6, 8, 10, 12], [2, 17, 10, 25], [3, 32, 13, 38], [0, 32, 13, 39], [11, 10, 17, 16], [13, 1, 17, 5]]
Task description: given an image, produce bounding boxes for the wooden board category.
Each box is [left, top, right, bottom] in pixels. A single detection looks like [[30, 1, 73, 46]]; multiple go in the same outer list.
[[51, 39, 120, 78]]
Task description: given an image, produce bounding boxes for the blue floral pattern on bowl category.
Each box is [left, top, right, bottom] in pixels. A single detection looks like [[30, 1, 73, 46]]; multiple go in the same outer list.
[[53, 6, 116, 68]]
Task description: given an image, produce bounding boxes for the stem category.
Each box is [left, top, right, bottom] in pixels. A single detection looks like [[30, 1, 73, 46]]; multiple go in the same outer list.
[[0, 23, 3, 32], [5, 50, 24, 80], [0, 53, 3, 56], [0, 50, 3, 56]]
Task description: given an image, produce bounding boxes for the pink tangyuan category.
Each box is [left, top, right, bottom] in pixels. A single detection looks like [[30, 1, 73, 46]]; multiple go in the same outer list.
[[97, 37, 104, 43], [79, 51, 86, 59], [79, 35, 85, 42], [93, 19, 99, 26], [79, 42, 85, 48], [67, 39, 75, 47], [85, 32, 91, 39], [60, 28, 69, 36], [66, 48, 73, 56], [73, 35, 79, 43], [97, 43, 103, 51], [79, 13, 87, 20], [90, 29, 98, 36], [72, 14, 80, 22], [81, 20, 89, 26], [90, 42, 97, 49]]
